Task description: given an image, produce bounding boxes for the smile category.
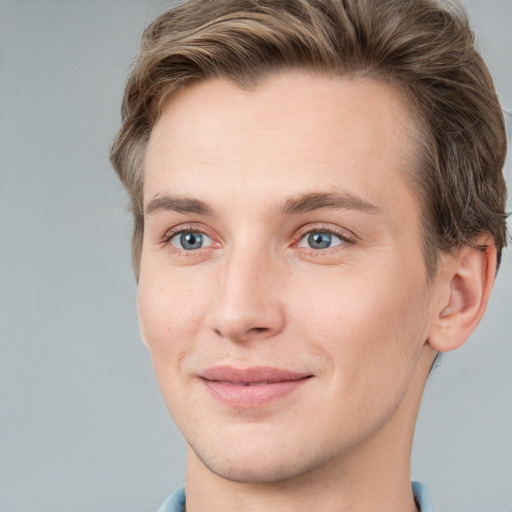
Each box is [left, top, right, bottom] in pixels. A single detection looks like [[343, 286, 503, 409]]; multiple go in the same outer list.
[[199, 366, 313, 408]]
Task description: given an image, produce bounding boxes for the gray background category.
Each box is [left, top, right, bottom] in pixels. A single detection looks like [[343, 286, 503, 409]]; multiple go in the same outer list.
[[0, 0, 510, 511]]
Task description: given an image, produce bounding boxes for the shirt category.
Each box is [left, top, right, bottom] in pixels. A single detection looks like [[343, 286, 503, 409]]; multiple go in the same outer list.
[[157, 481, 434, 511]]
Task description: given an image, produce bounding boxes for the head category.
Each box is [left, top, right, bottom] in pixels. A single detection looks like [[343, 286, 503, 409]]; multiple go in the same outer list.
[[110, 0, 508, 489]]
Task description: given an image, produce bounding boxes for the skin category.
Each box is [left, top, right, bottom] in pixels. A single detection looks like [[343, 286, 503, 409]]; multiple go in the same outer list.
[[137, 71, 495, 512]]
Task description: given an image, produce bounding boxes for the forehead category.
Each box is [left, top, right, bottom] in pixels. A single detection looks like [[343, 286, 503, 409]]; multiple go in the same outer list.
[[144, 71, 421, 222]]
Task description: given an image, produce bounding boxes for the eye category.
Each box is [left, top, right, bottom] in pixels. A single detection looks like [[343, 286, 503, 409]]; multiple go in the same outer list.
[[297, 230, 345, 250], [170, 231, 212, 251]]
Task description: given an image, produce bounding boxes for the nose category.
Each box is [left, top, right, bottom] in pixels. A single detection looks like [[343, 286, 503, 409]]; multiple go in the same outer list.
[[206, 244, 286, 343]]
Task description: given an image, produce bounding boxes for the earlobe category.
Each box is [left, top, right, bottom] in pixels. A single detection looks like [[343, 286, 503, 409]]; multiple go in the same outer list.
[[427, 239, 497, 353]]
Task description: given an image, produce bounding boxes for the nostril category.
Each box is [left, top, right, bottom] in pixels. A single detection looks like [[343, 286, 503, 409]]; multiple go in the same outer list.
[[209, 305, 285, 341], [212, 326, 266, 340]]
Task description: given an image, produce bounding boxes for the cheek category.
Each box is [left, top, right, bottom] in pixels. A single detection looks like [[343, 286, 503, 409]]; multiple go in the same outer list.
[[292, 266, 428, 391], [137, 273, 205, 375], [137, 271, 213, 427]]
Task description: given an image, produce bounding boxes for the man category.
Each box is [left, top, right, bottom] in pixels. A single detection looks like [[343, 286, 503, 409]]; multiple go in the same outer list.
[[110, 0, 508, 510]]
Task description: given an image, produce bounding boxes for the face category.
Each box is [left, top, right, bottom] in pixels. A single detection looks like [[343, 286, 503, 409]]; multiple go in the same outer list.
[[139, 71, 437, 483]]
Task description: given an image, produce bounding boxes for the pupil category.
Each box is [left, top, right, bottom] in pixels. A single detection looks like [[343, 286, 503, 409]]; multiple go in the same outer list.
[[308, 232, 331, 249], [181, 232, 202, 249]]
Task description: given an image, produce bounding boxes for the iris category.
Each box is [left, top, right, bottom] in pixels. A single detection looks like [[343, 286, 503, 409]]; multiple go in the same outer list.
[[307, 232, 333, 249]]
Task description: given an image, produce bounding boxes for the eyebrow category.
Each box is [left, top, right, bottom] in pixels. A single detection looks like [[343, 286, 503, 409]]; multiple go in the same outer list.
[[280, 192, 381, 215], [146, 195, 213, 216], [145, 191, 381, 217]]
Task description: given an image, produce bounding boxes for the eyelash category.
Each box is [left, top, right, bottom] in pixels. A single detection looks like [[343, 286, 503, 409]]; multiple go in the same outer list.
[[293, 225, 357, 254], [162, 225, 214, 256], [161, 224, 357, 256]]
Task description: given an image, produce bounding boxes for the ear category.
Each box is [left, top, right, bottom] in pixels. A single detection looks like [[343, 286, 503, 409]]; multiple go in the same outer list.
[[427, 239, 497, 353]]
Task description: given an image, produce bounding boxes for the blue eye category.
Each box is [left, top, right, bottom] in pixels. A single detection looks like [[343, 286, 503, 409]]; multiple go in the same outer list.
[[171, 231, 211, 250], [298, 231, 344, 250]]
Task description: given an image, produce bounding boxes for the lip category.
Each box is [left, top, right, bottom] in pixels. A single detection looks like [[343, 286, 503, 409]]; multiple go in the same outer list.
[[199, 366, 313, 408]]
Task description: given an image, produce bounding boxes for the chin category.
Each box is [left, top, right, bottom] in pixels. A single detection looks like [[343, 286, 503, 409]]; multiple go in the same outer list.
[[201, 455, 315, 484], [188, 437, 325, 484]]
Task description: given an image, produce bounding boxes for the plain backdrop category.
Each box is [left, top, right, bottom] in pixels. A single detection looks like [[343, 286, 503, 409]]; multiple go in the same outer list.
[[0, 1, 510, 511]]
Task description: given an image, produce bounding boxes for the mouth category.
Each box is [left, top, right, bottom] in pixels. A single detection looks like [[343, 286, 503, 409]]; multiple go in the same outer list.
[[199, 366, 313, 408]]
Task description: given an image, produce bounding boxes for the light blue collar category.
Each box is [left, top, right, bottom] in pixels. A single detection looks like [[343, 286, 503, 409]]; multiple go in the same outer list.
[[412, 481, 434, 512], [158, 482, 434, 511], [157, 486, 185, 512]]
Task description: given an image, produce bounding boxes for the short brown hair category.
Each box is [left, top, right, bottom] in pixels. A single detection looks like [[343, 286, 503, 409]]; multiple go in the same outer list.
[[110, 0, 508, 280]]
